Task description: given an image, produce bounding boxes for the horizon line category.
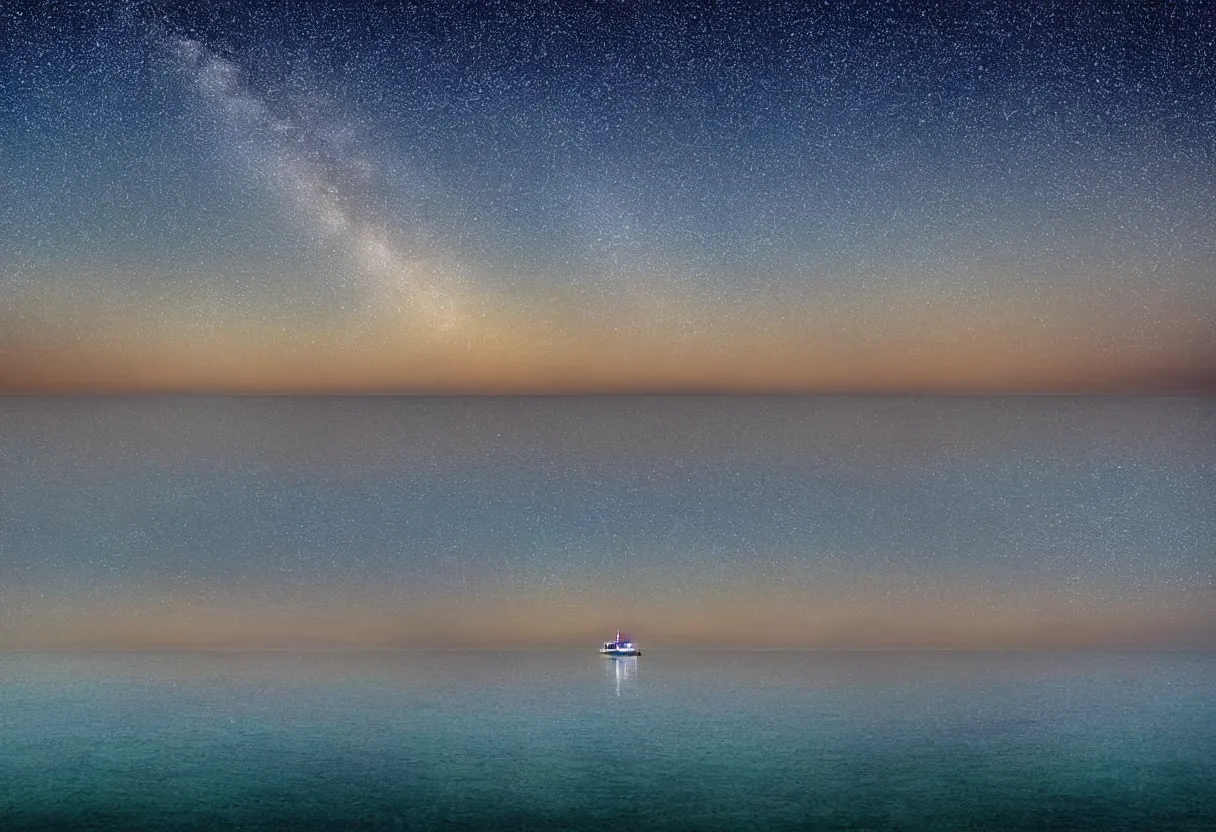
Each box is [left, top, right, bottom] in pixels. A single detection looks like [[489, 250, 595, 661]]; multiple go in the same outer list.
[[2, 388, 1214, 400], [3, 645, 1213, 654]]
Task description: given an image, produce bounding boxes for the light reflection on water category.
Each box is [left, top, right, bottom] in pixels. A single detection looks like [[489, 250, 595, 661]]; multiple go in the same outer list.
[[605, 655, 638, 697]]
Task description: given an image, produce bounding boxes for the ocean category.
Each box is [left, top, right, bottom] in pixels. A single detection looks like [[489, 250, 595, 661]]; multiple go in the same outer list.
[[1, 649, 1213, 830]]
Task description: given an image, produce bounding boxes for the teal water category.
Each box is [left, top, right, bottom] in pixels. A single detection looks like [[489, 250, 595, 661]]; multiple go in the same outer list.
[[1, 651, 1213, 830]]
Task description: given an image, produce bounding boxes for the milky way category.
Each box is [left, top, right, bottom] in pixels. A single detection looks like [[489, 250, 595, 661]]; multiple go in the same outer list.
[[171, 35, 471, 333]]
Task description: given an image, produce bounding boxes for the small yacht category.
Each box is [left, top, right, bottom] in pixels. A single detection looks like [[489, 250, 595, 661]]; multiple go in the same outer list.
[[599, 629, 641, 657]]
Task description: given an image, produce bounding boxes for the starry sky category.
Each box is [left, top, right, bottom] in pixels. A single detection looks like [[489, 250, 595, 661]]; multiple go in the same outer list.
[[0, 1, 1213, 649], [2, 0, 1214, 393]]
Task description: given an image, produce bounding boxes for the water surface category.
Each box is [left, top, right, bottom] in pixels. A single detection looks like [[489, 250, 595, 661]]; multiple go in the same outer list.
[[1, 650, 1213, 830]]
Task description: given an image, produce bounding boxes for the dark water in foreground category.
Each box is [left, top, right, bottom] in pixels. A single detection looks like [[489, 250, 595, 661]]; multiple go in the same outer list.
[[1, 650, 1213, 831]]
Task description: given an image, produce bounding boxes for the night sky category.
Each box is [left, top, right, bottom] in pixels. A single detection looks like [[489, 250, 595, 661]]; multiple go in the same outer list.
[[0, 2, 1213, 648], [2, 0, 1213, 392]]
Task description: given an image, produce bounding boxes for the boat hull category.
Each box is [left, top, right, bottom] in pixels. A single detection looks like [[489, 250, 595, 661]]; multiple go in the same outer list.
[[599, 649, 641, 657]]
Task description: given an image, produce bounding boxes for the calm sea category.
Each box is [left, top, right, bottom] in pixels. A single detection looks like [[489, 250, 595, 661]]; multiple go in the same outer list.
[[1, 650, 1213, 830]]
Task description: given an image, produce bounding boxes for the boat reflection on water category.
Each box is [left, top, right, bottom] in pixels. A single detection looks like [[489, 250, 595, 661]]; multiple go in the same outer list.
[[606, 655, 638, 697]]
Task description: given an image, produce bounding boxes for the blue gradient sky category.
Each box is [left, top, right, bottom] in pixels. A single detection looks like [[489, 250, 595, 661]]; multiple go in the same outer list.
[[1, 396, 1212, 648]]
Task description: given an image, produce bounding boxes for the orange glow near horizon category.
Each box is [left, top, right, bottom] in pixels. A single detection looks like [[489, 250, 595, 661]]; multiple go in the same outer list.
[[3, 583, 1211, 651], [2, 281, 1212, 395]]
